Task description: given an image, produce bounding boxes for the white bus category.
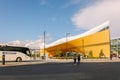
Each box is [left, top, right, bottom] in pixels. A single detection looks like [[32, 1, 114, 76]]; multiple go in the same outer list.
[[0, 45, 32, 62]]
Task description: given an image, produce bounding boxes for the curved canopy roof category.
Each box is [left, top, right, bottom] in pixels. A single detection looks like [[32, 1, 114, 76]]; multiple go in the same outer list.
[[46, 21, 110, 48]]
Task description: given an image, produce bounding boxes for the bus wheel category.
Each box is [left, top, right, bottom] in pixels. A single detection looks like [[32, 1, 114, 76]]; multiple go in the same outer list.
[[16, 57, 22, 62]]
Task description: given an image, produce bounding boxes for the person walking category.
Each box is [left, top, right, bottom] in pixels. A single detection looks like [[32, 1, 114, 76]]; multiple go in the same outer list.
[[73, 53, 77, 65], [78, 54, 81, 64], [110, 54, 112, 60]]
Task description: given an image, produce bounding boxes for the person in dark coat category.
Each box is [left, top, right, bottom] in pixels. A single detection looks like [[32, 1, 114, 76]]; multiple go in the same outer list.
[[73, 54, 77, 65], [110, 54, 112, 60], [78, 54, 81, 64]]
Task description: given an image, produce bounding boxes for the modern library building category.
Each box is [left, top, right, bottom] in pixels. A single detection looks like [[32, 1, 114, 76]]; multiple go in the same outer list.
[[40, 21, 111, 58]]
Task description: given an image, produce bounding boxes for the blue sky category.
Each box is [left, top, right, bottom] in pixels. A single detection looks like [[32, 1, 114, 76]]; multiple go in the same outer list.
[[1, 0, 120, 46], [0, 0, 96, 43]]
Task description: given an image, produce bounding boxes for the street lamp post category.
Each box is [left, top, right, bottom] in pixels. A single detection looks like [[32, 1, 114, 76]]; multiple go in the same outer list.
[[117, 39, 120, 58], [82, 39, 85, 56], [66, 32, 70, 59], [44, 31, 46, 60]]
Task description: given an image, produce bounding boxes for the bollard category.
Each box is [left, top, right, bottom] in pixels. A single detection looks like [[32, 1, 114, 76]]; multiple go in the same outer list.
[[2, 52, 5, 65]]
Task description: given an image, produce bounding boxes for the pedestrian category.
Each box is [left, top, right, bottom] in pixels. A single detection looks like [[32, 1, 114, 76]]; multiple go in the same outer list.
[[78, 54, 81, 64], [110, 54, 112, 60], [73, 53, 76, 65]]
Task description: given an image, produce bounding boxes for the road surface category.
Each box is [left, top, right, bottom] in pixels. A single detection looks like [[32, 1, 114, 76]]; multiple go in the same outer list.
[[0, 62, 120, 80]]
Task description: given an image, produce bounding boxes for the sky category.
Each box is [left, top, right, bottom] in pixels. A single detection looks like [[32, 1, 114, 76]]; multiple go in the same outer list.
[[0, 0, 120, 49]]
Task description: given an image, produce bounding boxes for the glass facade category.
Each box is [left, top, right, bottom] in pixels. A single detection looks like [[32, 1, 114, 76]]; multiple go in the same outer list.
[[111, 38, 120, 55]]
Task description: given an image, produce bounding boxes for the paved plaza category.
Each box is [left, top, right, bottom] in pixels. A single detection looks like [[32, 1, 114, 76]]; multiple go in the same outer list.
[[0, 59, 120, 80]]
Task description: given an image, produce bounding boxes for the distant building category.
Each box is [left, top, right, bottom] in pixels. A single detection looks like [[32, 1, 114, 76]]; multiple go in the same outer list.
[[111, 38, 120, 55], [40, 21, 111, 58], [30, 49, 40, 54]]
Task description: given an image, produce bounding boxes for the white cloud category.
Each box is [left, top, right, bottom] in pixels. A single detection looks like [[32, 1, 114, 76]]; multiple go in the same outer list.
[[72, 0, 120, 38], [24, 39, 44, 49], [7, 34, 52, 49], [7, 39, 44, 49]]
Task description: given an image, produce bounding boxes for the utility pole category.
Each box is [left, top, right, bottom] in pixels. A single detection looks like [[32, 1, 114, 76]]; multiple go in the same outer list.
[[66, 32, 70, 59], [82, 39, 85, 58], [44, 31, 46, 60]]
